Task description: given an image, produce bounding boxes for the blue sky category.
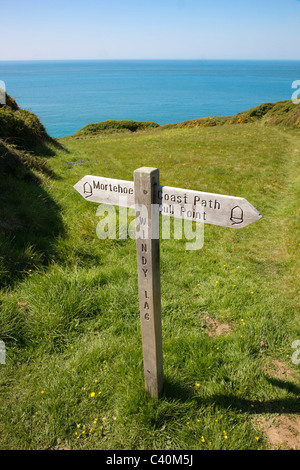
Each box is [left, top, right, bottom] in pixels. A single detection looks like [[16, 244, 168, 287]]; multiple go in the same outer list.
[[1, 0, 299, 60]]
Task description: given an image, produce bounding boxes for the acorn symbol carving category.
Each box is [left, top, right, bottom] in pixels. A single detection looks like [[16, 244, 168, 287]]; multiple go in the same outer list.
[[83, 182, 93, 198], [230, 205, 243, 225]]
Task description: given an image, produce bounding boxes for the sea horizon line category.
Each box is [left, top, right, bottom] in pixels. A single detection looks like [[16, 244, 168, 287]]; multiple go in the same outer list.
[[1, 58, 300, 63]]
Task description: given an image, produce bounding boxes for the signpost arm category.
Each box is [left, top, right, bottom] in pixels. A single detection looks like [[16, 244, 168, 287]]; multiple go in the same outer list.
[[134, 167, 163, 398]]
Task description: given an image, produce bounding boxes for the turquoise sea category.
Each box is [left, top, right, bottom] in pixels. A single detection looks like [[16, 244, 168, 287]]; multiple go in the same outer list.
[[1, 60, 300, 138]]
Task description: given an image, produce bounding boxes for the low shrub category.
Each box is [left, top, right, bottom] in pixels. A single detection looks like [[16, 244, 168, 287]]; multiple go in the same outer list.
[[74, 119, 159, 136]]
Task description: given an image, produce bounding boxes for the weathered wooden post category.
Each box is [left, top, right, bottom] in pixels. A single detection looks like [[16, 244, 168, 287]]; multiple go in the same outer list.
[[134, 167, 163, 398]]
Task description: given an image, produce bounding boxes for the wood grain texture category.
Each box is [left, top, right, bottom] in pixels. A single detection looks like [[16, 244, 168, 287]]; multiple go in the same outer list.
[[134, 167, 163, 398]]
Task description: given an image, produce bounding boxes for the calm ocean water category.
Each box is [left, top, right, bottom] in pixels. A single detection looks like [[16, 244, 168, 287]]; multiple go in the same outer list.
[[1, 60, 300, 138]]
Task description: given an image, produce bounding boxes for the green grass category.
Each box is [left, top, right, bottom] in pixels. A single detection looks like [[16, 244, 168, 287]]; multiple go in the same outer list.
[[73, 119, 160, 137], [0, 110, 299, 449]]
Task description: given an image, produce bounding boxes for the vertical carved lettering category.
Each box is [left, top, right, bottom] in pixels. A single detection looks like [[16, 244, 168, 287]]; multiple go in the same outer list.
[[134, 167, 163, 398]]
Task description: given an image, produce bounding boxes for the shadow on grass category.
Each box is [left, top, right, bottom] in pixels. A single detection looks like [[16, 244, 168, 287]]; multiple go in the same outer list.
[[202, 394, 300, 416], [32, 136, 70, 159], [163, 375, 300, 416], [0, 145, 66, 289], [163, 377, 196, 402]]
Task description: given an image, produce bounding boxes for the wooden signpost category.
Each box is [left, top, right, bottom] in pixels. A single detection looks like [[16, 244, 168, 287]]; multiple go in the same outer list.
[[74, 168, 262, 398]]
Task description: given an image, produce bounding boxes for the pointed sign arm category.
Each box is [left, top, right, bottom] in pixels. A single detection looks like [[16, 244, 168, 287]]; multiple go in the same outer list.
[[74, 175, 262, 229]]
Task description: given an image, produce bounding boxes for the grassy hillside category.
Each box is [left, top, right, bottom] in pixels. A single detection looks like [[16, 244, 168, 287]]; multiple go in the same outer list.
[[71, 100, 300, 138], [0, 94, 65, 287], [74, 119, 160, 137], [0, 97, 299, 450], [175, 99, 300, 129]]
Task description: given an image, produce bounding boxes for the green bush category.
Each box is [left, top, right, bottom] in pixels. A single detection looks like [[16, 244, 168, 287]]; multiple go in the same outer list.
[[74, 119, 159, 136], [0, 106, 49, 150], [247, 102, 275, 119]]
